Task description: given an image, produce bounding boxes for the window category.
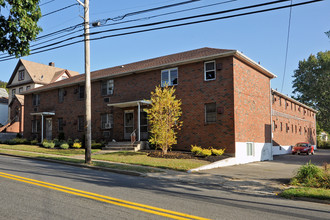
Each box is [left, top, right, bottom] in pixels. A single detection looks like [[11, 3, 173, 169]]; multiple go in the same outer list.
[[205, 103, 216, 123], [32, 94, 40, 106], [101, 113, 113, 129], [204, 61, 216, 81], [26, 86, 31, 91], [101, 80, 114, 96], [32, 120, 39, 133], [295, 125, 297, 133], [247, 142, 254, 156], [58, 118, 63, 132], [291, 124, 293, 133], [286, 123, 289, 133], [299, 126, 302, 135], [140, 110, 148, 133], [58, 88, 64, 103], [78, 116, 84, 132], [280, 122, 283, 131], [12, 89, 16, 96], [19, 87, 23, 93], [279, 97, 282, 106], [272, 121, 276, 131], [78, 85, 84, 99], [18, 70, 25, 81], [161, 68, 178, 87]]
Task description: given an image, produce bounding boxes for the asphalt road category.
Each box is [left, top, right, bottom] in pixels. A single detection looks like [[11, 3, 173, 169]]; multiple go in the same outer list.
[[0, 155, 329, 220]]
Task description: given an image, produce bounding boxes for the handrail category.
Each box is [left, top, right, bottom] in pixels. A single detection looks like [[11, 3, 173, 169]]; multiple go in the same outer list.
[[130, 129, 137, 144]]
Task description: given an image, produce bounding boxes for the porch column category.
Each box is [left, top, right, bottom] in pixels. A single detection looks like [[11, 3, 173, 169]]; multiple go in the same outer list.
[[137, 102, 141, 141], [41, 114, 44, 143]]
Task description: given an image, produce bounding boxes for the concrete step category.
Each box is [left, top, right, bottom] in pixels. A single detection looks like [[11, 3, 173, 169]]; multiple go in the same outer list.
[[103, 142, 136, 151]]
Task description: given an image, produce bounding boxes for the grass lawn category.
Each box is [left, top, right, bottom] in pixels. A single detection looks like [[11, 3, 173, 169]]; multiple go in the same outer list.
[[92, 151, 210, 171], [0, 144, 100, 156], [280, 187, 330, 201]]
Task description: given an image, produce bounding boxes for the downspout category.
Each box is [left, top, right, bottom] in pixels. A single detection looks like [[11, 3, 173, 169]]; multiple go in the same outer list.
[[41, 114, 44, 143], [270, 85, 274, 160], [138, 102, 141, 141]]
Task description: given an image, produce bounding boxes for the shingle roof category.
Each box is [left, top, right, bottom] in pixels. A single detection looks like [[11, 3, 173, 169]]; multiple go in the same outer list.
[[23, 47, 276, 94], [7, 59, 80, 88]]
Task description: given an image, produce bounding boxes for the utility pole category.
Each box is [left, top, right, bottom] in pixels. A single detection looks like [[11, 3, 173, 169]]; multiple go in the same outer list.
[[77, 0, 92, 164]]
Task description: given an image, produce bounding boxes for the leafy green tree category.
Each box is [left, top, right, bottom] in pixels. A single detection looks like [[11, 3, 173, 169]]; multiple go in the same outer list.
[[0, 80, 7, 92], [146, 85, 183, 154], [292, 51, 330, 133], [0, 0, 42, 57]]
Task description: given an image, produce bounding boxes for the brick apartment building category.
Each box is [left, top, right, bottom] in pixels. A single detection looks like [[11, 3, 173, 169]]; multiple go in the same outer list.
[[271, 89, 317, 155], [21, 48, 316, 164]]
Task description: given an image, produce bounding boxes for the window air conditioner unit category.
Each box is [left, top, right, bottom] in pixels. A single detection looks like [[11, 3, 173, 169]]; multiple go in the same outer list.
[[104, 123, 112, 129]]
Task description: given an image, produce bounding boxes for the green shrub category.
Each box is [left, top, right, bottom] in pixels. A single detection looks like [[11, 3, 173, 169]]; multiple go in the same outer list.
[[9, 138, 29, 145], [74, 139, 80, 143], [30, 139, 38, 145], [291, 161, 330, 188], [72, 142, 82, 149], [59, 143, 69, 149], [91, 142, 103, 149], [67, 138, 73, 147], [318, 141, 330, 149], [191, 145, 203, 156], [211, 148, 225, 156], [201, 149, 212, 157], [42, 140, 55, 149]]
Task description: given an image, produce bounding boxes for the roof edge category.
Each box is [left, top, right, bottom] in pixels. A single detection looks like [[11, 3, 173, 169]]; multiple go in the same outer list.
[[271, 89, 317, 113]]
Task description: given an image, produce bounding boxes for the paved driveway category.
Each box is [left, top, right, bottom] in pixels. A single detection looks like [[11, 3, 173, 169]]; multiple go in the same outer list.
[[201, 149, 330, 184]]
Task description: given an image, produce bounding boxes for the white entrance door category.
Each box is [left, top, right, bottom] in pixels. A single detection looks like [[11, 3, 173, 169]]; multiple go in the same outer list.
[[124, 110, 134, 140], [45, 118, 52, 140]]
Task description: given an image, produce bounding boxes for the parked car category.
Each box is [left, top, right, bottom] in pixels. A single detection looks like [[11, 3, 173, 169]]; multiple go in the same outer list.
[[292, 142, 314, 155]]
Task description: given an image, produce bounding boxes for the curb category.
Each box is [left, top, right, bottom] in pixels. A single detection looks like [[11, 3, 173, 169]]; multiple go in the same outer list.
[[0, 152, 144, 177]]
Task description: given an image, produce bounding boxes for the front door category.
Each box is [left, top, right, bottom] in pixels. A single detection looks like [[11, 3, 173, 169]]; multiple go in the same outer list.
[[45, 118, 52, 140], [124, 110, 134, 140]]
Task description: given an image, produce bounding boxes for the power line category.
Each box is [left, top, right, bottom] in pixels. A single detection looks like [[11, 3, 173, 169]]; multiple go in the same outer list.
[[42, 3, 79, 17], [40, 0, 55, 7], [0, 0, 322, 62], [281, 0, 293, 93]]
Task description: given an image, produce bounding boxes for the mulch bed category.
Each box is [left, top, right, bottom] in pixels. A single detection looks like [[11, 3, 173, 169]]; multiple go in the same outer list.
[[145, 150, 231, 163]]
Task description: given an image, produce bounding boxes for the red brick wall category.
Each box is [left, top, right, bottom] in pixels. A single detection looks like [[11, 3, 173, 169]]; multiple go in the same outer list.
[[233, 57, 272, 144], [272, 92, 316, 146], [9, 99, 24, 133], [24, 57, 236, 152]]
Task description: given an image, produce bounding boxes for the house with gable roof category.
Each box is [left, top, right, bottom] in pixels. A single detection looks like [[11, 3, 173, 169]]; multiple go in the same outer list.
[[4, 60, 80, 133]]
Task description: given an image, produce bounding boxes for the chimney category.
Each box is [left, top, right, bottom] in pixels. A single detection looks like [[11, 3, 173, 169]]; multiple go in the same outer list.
[[49, 62, 55, 67]]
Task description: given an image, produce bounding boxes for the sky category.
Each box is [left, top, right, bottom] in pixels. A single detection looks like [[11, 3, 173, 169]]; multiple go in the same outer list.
[[0, 0, 329, 97]]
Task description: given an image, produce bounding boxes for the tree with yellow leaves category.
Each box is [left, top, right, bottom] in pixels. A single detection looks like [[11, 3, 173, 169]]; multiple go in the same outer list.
[[146, 85, 183, 155]]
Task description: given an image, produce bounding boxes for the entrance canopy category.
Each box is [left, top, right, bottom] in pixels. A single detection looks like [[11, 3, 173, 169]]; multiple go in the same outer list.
[[107, 100, 151, 142], [107, 100, 151, 108], [30, 112, 55, 142]]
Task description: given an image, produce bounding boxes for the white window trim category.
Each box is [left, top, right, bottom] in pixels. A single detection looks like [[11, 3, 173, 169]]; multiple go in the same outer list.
[[204, 61, 216, 81], [161, 68, 178, 87], [101, 113, 113, 129]]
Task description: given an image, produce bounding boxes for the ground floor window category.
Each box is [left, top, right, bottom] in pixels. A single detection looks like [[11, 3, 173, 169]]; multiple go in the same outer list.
[[78, 116, 84, 132], [32, 119, 40, 133], [101, 113, 113, 129], [205, 103, 216, 123], [58, 118, 63, 132], [247, 142, 254, 156]]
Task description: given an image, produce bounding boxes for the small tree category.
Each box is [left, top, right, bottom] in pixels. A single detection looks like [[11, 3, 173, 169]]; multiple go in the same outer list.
[[146, 85, 183, 154]]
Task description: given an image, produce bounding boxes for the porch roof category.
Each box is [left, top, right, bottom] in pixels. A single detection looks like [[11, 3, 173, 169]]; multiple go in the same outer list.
[[30, 112, 55, 116], [107, 100, 151, 108]]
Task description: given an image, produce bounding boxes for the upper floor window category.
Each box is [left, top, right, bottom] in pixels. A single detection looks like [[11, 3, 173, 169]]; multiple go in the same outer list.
[[78, 85, 84, 99], [58, 88, 64, 103], [18, 70, 25, 81], [161, 68, 178, 87], [205, 102, 216, 123], [32, 94, 40, 106], [204, 61, 216, 81], [101, 80, 114, 96], [26, 86, 31, 91], [19, 87, 23, 93], [12, 89, 16, 96]]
